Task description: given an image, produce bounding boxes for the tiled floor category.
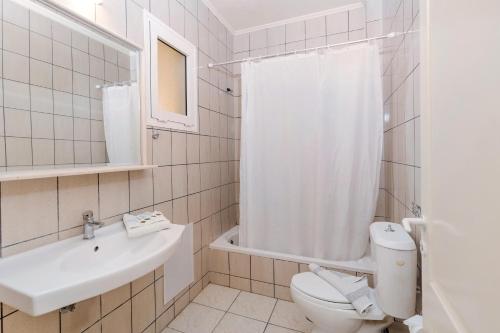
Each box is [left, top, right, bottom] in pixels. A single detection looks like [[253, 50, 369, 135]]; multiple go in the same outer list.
[[164, 284, 410, 333], [164, 284, 312, 333]]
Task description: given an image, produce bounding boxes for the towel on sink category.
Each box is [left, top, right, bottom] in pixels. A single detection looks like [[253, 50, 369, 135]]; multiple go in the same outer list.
[[123, 211, 171, 238]]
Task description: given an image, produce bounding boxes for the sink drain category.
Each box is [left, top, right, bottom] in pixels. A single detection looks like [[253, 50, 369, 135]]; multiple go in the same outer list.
[[94, 246, 99, 252]]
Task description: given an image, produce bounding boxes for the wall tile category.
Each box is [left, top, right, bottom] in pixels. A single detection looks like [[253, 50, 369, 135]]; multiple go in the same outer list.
[[187, 164, 201, 194], [4, 80, 30, 110], [132, 271, 155, 296], [1, 178, 58, 246], [153, 166, 173, 204], [172, 165, 188, 198], [151, 0, 170, 25], [4, 108, 31, 138], [172, 132, 187, 164], [326, 11, 348, 35], [131, 285, 155, 333], [209, 249, 229, 274], [61, 296, 100, 332], [30, 11, 51, 37], [130, 170, 154, 210], [187, 134, 200, 163], [4, 51, 29, 83], [155, 305, 175, 332], [169, 0, 185, 35], [274, 260, 299, 287], [188, 193, 201, 224], [230, 276, 251, 292], [233, 33, 249, 53], [99, 172, 130, 219], [59, 174, 99, 231], [3, 21, 29, 55], [285, 21, 305, 43], [102, 300, 131, 333], [250, 256, 273, 283], [2, 309, 59, 333], [274, 285, 292, 301], [305, 16, 326, 39], [266, 26, 285, 46], [250, 30, 267, 50], [32, 139, 54, 165], [229, 252, 250, 278], [250, 280, 274, 298], [101, 284, 131, 316], [173, 196, 188, 224], [4, 0, 29, 28], [349, 7, 366, 31]]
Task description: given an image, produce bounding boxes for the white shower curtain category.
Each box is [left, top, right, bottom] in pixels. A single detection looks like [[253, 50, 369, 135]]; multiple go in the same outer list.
[[239, 44, 383, 261], [102, 83, 141, 164]]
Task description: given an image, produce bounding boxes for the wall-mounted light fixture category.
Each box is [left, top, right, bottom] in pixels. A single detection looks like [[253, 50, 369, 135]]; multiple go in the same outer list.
[[94, 0, 103, 5]]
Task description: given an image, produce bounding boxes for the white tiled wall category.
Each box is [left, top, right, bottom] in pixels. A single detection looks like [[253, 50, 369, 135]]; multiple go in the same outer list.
[[373, 0, 421, 312], [232, 6, 367, 75], [0, 0, 239, 332], [373, 0, 421, 225]]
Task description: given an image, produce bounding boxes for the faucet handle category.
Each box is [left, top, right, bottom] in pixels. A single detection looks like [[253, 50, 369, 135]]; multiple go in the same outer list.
[[82, 210, 94, 222]]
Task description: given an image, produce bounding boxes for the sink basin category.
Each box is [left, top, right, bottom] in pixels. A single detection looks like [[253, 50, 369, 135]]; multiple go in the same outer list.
[[0, 222, 185, 316]]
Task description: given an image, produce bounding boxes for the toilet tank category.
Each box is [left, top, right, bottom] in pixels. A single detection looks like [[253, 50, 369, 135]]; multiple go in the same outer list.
[[370, 222, 417, 319]]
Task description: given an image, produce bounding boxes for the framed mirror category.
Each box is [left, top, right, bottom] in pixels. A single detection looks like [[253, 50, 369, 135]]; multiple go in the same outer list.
[[0, 0, 152, 181]]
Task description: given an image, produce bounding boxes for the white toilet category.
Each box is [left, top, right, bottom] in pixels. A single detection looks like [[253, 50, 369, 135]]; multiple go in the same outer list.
[[291, 222, 417, 333]]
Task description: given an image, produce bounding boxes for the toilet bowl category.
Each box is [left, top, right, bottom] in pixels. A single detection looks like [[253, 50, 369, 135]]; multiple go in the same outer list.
[[290, 222, 417, 333], [290, 272, 391, 333]]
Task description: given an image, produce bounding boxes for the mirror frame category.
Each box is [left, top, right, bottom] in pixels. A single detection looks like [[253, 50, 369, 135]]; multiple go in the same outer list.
[[0, 0, 155, 181]]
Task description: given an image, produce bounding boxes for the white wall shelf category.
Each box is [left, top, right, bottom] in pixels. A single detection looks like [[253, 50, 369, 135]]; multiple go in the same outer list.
[[0, 164, 157, 182]]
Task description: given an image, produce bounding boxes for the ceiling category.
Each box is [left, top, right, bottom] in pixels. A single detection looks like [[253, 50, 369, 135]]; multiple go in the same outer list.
[[206, 0, 363, 33]]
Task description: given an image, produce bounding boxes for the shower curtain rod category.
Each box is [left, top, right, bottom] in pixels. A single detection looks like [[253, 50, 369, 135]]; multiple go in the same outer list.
[[208, 31, 403, 68]]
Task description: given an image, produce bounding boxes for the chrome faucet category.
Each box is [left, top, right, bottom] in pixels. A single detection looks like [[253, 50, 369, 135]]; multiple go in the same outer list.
[[82, 210, 104, 240]]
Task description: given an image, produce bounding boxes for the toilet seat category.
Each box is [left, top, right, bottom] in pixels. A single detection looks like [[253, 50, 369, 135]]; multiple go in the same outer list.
[[291, 272, 354, 310], [291, 272, 385, 320]]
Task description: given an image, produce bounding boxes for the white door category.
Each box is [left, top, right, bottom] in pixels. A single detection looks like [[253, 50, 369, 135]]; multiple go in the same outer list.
[[420, 0, 500, 332]]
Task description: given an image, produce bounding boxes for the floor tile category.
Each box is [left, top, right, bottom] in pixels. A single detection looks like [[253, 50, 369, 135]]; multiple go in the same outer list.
[[269, 300, 313, 333], [193, 283, 240, 311], [213, 313, 267, 333], [168, 303, 224, 333], [229, 291, 277, 322], [264, 325, 301, 333]]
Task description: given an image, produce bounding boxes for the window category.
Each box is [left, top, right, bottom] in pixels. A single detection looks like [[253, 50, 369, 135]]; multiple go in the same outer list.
[[144, 13, 198, 131], [157, 40, 187, 116]]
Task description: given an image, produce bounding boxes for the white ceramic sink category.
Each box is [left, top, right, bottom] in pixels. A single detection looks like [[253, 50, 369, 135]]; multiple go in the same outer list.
[[0, 222, 185, 316]]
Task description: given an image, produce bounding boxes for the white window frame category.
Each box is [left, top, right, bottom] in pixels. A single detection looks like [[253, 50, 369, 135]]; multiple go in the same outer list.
[[144, 11, 198, 132]]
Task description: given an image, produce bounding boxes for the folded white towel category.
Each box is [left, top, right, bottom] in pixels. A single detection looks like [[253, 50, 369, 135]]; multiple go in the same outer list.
[[123, 211, 171, 238], [309, 263, 374, 315]]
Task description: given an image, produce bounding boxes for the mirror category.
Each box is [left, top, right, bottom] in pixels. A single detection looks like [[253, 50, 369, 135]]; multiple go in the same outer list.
[[0, 0, 145, 179]]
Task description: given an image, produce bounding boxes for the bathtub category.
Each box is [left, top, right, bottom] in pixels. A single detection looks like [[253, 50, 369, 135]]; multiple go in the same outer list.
[[210, 225, 375, 274]]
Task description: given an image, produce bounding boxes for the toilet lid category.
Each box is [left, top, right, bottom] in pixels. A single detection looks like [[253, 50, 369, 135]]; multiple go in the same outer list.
[[291, 272, 353, 305]]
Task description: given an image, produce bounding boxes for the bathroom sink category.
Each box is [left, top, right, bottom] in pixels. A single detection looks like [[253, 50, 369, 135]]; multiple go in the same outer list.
[[0, 222, 185, 316]]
